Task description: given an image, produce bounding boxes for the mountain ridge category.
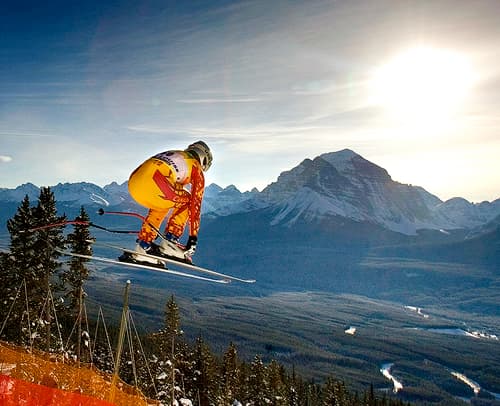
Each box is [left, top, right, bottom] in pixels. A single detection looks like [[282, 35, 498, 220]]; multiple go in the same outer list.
[[1, 149, 499, 236]]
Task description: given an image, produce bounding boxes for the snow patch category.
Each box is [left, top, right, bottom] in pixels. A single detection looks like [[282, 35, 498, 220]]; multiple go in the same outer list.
[[380, 363, 403, 393], [320, 149, 359, 173], [0, 363, 16, 375], [404, 305, 430, 319], [90, 193, 109, 206], [451, 371, 481, 395]]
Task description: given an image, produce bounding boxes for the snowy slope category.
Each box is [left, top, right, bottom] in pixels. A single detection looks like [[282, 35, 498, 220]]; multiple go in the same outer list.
[[201, 184, 260, 215], [431, 197, 500, 229]]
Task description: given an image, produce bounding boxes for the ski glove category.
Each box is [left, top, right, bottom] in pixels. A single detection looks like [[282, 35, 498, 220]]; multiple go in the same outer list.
[[185, 235, 197, 256]]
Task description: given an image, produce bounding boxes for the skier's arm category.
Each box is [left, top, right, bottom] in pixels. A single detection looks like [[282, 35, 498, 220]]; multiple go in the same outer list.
[[188, 165, 205, 237]]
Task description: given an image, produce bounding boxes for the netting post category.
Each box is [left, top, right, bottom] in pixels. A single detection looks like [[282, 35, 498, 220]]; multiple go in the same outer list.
[[109, 280, 131, 403]]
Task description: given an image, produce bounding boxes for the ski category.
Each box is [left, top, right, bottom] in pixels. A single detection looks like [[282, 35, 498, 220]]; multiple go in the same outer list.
[[87, 240, 256, 284], [29, 209, 256, 283], [56, 249, 230, 284]]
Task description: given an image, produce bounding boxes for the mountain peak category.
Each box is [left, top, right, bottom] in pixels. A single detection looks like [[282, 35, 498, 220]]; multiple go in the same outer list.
[[320, 149, 390, 181], [320, 148, 359, 166], [224, 184, 241, 193]]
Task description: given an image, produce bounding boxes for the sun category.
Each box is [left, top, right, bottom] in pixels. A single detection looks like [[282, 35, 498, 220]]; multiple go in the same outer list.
[[371, 47, 474, 128]]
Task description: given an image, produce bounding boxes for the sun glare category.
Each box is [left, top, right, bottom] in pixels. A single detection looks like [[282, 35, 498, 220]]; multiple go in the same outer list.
[[372, 47, 474, 129]]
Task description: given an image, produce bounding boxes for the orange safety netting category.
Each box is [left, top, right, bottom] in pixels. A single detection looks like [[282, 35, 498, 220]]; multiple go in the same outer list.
[[0, 374, 114, 406], [0, 341, 159, 406]]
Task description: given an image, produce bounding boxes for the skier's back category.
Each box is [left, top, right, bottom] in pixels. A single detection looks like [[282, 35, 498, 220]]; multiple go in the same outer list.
[[123, 141, 213, 265]]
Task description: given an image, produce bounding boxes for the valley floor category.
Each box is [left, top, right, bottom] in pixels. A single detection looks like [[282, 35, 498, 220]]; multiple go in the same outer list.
[[85, 263, 500, 406]]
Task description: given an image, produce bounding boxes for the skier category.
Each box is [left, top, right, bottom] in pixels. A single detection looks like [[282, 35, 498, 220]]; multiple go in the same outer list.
[[121, 141, 213, 265]]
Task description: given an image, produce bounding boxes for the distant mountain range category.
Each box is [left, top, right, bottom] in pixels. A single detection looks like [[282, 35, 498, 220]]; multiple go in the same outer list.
[[1, 149, 499, 236]]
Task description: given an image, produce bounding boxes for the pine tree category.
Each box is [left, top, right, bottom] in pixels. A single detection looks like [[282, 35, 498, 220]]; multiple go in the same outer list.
[[191, 336, 217, 406], [61, 206, 93, 361], [219, 341, 241, 405], [63, 207, 93, 310], [247, 355, 268, 406], [3, 195, 37, 344], [309, 381, 323, 406], [0, 250, 20, 341], [363, 383, 376, 406], [323, 377, 350, 405], [267, 359, 288, 405], [153, 294, 186, 405], [31, 187, 66, 351], [287, 366, 302, 406]]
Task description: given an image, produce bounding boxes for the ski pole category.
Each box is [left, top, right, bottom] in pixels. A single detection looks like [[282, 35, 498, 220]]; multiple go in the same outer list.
[[97, 208, 169, 241]]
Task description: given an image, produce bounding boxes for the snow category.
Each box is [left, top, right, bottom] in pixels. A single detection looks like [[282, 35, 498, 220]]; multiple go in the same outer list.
[[404, 306, 430, 319], [0, 363, 16, 375], [270, 187, 364, 226], [320, 149, 359, 173], [380, 363, 403, 393], [468, 331, 498, 340], [426, 328, 498, 340], [171, 398, 192, 406], [90, 193, 109, 206], [451, 371, 481, 395]]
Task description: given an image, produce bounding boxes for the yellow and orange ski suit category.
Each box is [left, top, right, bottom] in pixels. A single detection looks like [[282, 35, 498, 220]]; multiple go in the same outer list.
[[127, 150, 205, 243]]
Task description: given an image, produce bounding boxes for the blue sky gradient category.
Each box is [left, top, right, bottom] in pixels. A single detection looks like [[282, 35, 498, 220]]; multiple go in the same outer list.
[[1, 0, 499, 202]]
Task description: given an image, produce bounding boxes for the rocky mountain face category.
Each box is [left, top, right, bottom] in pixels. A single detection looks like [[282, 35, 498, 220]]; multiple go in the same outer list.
[[206, 149, 499, 235], [1, 149, 499, 236], [258, 149, 446, 234]]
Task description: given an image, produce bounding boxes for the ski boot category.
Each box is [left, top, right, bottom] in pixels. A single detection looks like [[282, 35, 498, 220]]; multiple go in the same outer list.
[[159, 233, 195, 265], [118, 240, 165, 269]]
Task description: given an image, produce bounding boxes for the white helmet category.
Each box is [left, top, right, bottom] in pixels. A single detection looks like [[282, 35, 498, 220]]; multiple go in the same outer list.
[[186, 140, 213, 171]]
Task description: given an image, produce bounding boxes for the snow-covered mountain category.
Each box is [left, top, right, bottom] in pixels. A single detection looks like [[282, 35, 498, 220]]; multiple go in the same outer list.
[[258, 149, 447, 234], [1, 149, 498, 235], [0, 182, 128, 207], [0, 181, 257, 215], [0, 182, 40, 202], [432, 197, 500, 229], [202, 184, 260, 215], [201, 149, 500, 235], [205, 149, 500, 235]]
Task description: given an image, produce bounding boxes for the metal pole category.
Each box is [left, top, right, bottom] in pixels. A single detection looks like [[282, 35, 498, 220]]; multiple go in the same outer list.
[[77, 286, 83, 363], [109, 280, 131, 403]]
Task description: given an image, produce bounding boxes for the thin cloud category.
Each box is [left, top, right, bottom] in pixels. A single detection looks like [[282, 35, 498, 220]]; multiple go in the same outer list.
[[0, 131, 54, 138], [126, 122, 338, 139], [126, 125, 176, 134], [176, 97, 262, 104]]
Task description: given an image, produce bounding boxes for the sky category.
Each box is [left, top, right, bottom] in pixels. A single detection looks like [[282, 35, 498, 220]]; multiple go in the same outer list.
[[1, 0, 499, 203]]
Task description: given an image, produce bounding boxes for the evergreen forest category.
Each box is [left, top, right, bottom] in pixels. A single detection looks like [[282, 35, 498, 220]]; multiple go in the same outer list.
[[0, 188, 411, 406]]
